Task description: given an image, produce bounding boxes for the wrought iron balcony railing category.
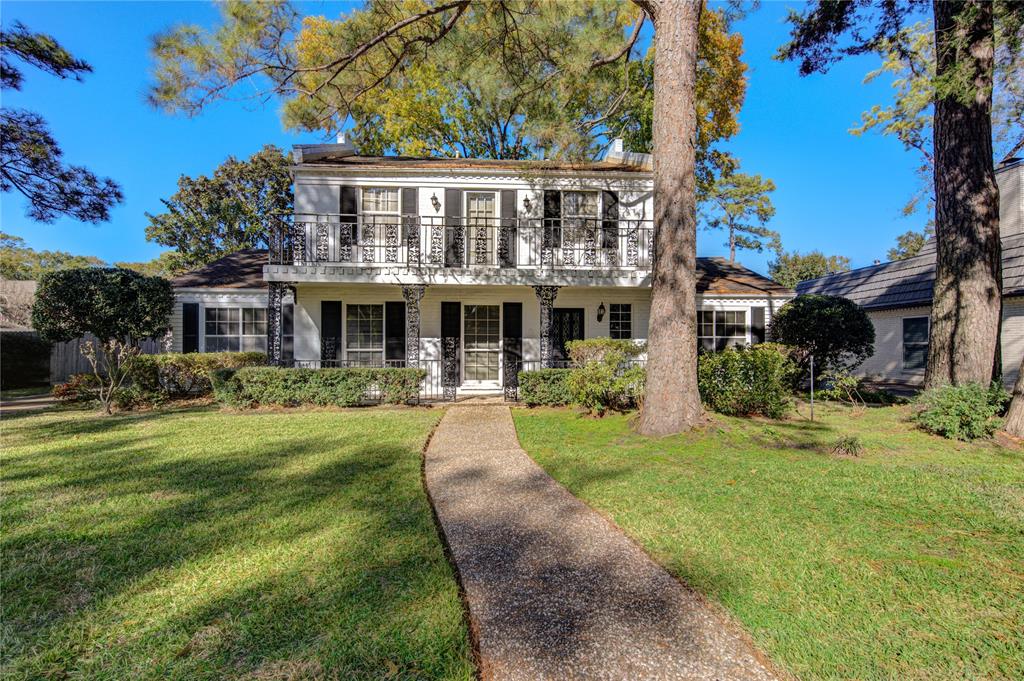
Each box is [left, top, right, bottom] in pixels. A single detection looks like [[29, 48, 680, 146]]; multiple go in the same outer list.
[[270, 213, 655, 270]]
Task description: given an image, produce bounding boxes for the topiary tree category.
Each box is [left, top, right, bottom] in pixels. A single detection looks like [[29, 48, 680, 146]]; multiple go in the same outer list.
[[32, 268, 173, 413], [768, 295, 875, 382]]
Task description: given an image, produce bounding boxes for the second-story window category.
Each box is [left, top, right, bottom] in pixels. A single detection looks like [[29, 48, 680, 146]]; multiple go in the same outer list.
[[563, 191, 599, 250], [361, 188, 400, 230]]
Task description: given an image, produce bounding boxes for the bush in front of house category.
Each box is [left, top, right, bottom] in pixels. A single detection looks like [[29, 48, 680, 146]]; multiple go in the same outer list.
[[214, 366, 426, 408], [130, 351, 266, 398], [564, 338, 646, 415], [768, 294, 875, 382], [52, 373, 101, 403], [913, 383, 1004, 440], [697, 343, 797, 418], [518, 369, 572, 406]]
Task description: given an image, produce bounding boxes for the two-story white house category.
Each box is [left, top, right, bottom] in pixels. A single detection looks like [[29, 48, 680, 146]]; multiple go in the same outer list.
[[170, 139, 794, 399]]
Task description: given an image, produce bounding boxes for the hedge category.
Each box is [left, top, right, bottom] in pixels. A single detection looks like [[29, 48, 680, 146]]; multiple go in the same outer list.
[[697, 343, 797, 418], [214, 366, 426, 408], [1, 331, 51, 389], [130, 351, 266, 397], [518, 369, 572, 406]]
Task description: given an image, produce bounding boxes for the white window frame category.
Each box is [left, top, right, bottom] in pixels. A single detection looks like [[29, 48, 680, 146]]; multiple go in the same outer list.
[[697, 309, 748, 352], [359, 187, 401, 247], [203, 306, 267, 353], [902, 315, 929, 372], [462, 302, 502, 385], [345, 303, 385, 366]]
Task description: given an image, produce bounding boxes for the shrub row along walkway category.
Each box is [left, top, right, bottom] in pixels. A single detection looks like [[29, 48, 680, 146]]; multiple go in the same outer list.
[[424, 405, 780, 680]]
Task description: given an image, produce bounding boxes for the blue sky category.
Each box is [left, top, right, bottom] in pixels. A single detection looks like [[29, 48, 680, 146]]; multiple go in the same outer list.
[[2, 1, 928, 274]]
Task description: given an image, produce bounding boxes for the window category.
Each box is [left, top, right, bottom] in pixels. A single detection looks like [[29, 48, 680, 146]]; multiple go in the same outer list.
[[609, 303, 632, 339], [697, 309, 747, 352], [204, 307, 267, 352], [346, 304, 384, 366], [902, 316, 929, 371], [466, 192, 496, 265], [562, 191, 599, 251], [360, 187, 400, 241], [464, 305, 500, 381]]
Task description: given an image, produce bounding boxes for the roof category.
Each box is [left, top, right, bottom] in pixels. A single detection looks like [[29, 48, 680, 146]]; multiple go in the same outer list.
[[295, 154, 651, 174], [695, 258, 794, 296], [171, 249, 267, 289], [169, 250, 791, 296], [796, 233, 1024, 309]]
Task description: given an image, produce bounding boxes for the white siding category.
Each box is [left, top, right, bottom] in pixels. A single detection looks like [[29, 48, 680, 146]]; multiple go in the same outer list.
[[170, 289, 270, 352]]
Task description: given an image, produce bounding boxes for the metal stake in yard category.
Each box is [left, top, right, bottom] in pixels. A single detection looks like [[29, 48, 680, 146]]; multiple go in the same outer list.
[[810, 354, 814, 422]]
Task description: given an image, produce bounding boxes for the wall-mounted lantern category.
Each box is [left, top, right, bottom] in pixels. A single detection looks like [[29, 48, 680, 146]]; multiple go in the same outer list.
[[430, 193, 441, 213], [522, 196, 532, 213], [597, 302, 606, 323]]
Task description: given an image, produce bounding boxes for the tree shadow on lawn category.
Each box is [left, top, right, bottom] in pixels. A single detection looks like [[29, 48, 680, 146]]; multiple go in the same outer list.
[[2, 416, 472, 680]]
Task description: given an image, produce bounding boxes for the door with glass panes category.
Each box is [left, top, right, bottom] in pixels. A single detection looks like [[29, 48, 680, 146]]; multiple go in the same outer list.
[[463, 304, 501, 385]]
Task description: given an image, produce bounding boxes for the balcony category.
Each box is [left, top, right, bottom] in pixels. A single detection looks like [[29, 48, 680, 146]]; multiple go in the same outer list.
[[268, 214, 654, 285]]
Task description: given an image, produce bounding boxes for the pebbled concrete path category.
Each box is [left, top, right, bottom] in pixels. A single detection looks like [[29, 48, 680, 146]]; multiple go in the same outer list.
[[424, 405, 781, 681]]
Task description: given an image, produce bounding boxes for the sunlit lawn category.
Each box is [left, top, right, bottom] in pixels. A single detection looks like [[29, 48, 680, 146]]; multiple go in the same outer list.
[[1, 406, 474, 680], [514, 402, 1024, 680]]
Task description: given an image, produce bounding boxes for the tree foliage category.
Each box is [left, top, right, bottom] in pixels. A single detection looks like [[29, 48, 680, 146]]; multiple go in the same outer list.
[[0, 232, 105, 280], [149, 0, 747, 169], [114, 252, 186, 278], [32, 268, 173, 344], [145, 144, 291, 271], [888, 224, 935, 261], [768, 295, 875, 379], [702, 171, 778, 262], [0, 21, 123, 223], [768, 250, 851, 289]]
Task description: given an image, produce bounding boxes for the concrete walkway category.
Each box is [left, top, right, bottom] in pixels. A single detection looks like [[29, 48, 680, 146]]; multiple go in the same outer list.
[[1, 393, 56, 413], [424, 405, 781, 681]]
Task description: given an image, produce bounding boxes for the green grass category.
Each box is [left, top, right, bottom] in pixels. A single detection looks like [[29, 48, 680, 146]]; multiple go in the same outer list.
[[514, 403, 1024, 680], [1, 386, 51, 400], [1, 406, 474, 680]]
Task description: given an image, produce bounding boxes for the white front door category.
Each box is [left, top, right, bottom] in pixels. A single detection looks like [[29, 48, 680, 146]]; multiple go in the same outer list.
[[463, 304, 501, 385]]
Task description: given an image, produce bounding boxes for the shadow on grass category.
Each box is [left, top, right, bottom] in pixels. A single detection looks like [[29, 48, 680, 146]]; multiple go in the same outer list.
[[1, 411, 472, 679]]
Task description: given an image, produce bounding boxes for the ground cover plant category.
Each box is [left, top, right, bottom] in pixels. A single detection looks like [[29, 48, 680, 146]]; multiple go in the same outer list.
[[514, 403, 1024, 680], [1, 407, 473, 680]]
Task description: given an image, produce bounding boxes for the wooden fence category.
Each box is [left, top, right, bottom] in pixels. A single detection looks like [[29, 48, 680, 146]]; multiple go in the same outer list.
[[50, 335, 166, 384]]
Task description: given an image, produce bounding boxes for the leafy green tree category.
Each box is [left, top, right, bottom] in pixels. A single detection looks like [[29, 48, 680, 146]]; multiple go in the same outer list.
[[768, 295, 875, 382], [144, 145, 291, 271], [888, 224, 936, 261], [768, 250, 851, 290], [0, 22, 123, 223], [779, 0, 1023, 390], [0, 232, 106, 280], [114, 252, 187, 278], [32, 268, 173, 414], [148, 0, 734, 436], [702, 171, 778, 262]]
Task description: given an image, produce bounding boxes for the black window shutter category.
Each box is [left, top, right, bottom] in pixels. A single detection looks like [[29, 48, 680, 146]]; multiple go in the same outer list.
[[385, 301, 406, 363], [282, 303, 294, 362], [182, 303, 199, 353], [601, 190, 619, 249], [441, 302, 461, 386], [444, 188, 464, 267], [499, 189, 517, 267], [543, 190, 561, 248], [750, 306, 766, 344], [401, 187, 419, 258], [321, 301, 342, 361], [502, 302, 523, 387], [340, 186, 358, 243]]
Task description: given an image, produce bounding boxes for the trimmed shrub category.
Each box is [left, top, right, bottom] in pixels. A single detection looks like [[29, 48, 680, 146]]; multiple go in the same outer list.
[[131, 352, 266, 397], [768, 295, 875, 381], [518, 369, 572, 406], [52, 373, 100, 403], [564, 338, 646, 415], [215, 367, 426, 408], [697, 343, 797, 418], [914, 383, 1002, 440], [0, 331, 51, 389]]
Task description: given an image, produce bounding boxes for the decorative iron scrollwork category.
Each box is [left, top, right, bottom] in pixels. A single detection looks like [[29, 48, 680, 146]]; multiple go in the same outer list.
[[626, 225, 639, 267], [533, 285, 560, 368], [291, 223, 306, 263], [430, 224, 444, 264], [339, 223, 354, 261], [315, 223, 329, 261], [406, 221, 420, 265], [361, 224, 375, 263], [401, 285, 426, 368], [384, 222, 400, 263], [267, 282, 284, 364], [442, 336, 459, 401]]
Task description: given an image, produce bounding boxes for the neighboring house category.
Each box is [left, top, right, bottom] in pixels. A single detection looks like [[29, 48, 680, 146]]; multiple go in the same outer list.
[[797, 157, 1024, 390], [169, 138, 794, 399]]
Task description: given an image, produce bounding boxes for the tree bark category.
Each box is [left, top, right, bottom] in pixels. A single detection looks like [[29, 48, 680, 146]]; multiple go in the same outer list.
[[1003, 357, 1024, 437], [634, 0, 704, 436], [926, 0, 1001, 389]]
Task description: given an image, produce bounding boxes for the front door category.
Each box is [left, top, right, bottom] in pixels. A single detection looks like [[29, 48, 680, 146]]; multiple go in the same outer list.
[[464, 304, 501, 384], [552, 308, 584, 365]]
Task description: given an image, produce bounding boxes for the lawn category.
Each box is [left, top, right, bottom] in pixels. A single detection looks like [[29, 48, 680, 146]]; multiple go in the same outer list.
[[514, 403, 1024, 680], [1, 406, 474, 680]]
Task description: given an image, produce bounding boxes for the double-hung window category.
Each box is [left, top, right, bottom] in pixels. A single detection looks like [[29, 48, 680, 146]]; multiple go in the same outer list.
[[361, 187, 401, 245], [346, 304, 384, 366], [609, 303, 632, 339], [562, 191, 599, 252], [697, 310, 747, 352], [204, 307, 267, 352], [902, 316, 929, 371]]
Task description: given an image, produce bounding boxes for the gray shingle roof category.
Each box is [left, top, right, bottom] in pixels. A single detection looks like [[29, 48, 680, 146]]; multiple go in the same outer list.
[[796, 234, 1024, 309], [171, 249, 267, 289]]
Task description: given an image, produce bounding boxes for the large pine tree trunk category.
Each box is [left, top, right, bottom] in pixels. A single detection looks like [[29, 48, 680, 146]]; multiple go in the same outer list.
[[1002, 357, 1024, 437], [634, 0, 704, 436], [925, 0, 1002, 389]]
